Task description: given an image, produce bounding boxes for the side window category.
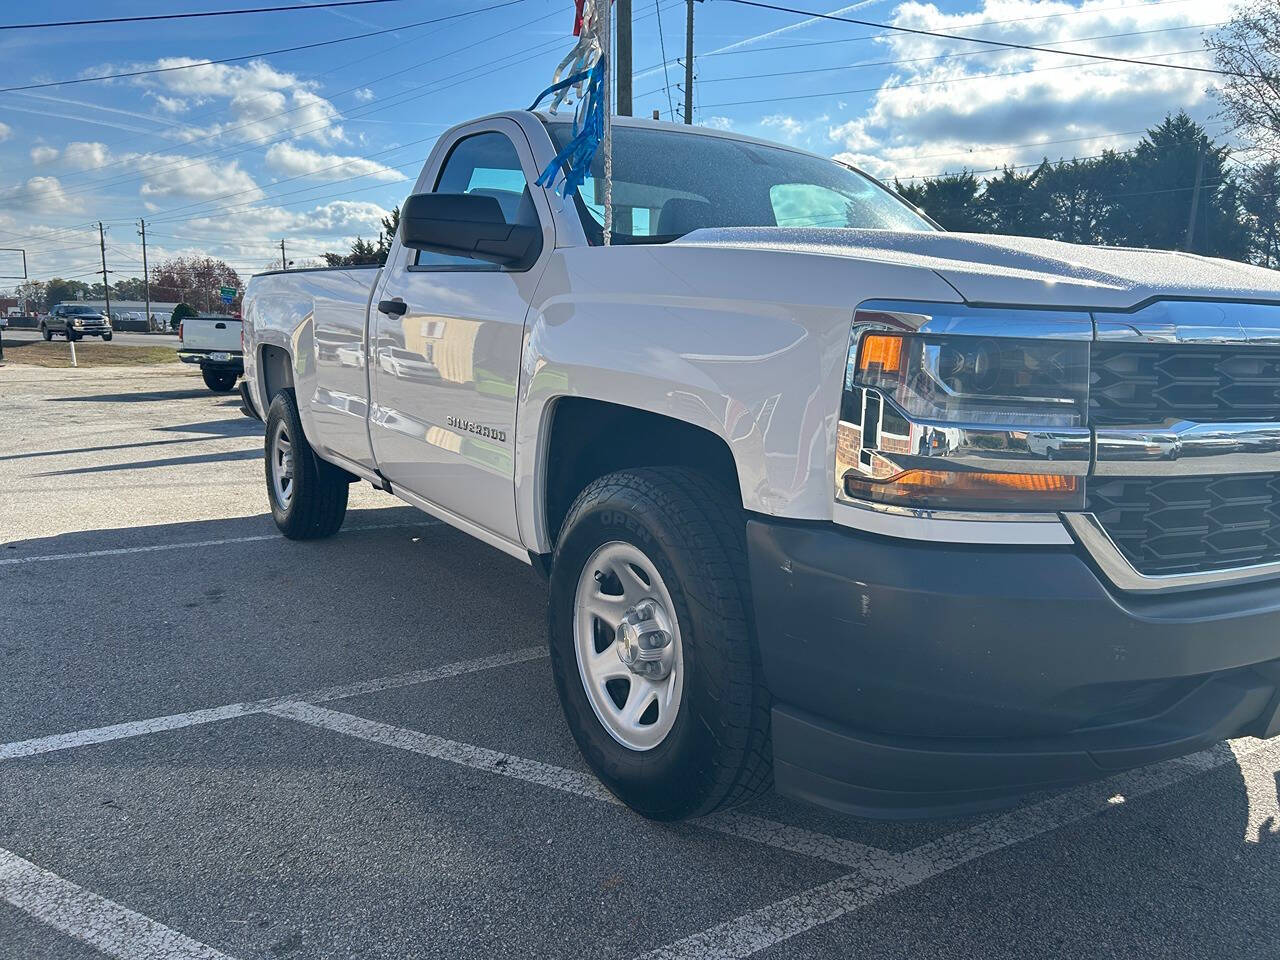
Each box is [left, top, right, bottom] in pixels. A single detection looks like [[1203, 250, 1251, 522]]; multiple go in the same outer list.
[[413, 131, 539, 270]]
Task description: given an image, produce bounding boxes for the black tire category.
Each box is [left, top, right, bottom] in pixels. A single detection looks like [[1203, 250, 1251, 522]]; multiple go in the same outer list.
[[548, 467, 772, 820], [67, 330, 80, 342], [102, 333, 113, 342], [41, 325, 51, 341], [264, 389, 348, 540], [202, 367, 237, 392]]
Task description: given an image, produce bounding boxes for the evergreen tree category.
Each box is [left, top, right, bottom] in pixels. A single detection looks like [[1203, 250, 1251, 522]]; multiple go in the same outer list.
[[1242, 161, 1280, 269]]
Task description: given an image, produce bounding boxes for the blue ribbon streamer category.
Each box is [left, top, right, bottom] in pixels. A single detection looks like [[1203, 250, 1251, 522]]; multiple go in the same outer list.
[[533, 57, 606, 200]]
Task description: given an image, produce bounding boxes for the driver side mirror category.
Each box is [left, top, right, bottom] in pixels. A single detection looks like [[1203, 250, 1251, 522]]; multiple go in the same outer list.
[[400, 192, 541, 269]]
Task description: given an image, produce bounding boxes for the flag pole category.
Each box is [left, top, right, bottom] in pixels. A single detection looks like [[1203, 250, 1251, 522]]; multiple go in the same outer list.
[[599, 0, 613, 247]]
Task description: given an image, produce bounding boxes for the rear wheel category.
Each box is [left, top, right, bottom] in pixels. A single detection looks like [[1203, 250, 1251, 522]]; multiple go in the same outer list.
[[202, 367, 237, 392], [548, 467, 772, 820], [264, 389, 348, 540]]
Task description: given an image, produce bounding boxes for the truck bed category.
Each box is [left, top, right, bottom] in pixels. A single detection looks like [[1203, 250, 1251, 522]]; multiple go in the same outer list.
[[243, 264, 383, 471]]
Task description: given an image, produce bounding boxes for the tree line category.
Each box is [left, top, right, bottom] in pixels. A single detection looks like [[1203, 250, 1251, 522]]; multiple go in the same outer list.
[[892, 113, 1279, 269], [8, 256, 243, 321]]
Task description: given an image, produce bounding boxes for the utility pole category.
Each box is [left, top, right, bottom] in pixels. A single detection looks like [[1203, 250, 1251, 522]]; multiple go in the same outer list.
[[138, 219, 153, 331], [280, 239, 287, 271], [98, 222, 111, 324], [683, 0, 695, 124], [617, 0, 632, 116], [1183, 140, 1206, 253]]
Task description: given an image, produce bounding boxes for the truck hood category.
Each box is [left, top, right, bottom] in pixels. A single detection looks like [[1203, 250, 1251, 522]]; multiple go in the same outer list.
[[674, 227, 1280, 310]]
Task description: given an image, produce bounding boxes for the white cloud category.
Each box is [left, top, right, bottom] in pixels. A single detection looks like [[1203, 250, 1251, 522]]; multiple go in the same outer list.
[[151, 94, 190, 114], [137, 59, 347, 146], [63, 141, 112, 169], [139, 156, 262, 202], [0, 176, 79, 214], [826, 0, 1225, 180], [264, 143, 404, 182], [30, 145, 59, 164], [0, 122, 10, 143], [760, 113, 831, 143], [704, 116, 735, 131], [354, 87, 376, 102]]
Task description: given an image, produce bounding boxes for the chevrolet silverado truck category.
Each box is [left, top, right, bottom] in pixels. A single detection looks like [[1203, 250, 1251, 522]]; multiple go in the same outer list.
[[178, 314, 243, 392], [41, 303, 111, 341], [242, 111, 1280, 820]]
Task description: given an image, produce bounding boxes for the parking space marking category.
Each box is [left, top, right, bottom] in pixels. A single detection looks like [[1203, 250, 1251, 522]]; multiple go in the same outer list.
[[270, 701, 620, 800], [0, 846, 238, 960], [0, 521, 435, 567], [696, 812, 924, 874], [270, 702, 903, 867], [0, 646, 546, 762], [633, 736, 1280, 960]]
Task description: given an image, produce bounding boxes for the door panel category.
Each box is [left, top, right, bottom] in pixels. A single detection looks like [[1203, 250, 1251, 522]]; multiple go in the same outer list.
[[369, 120, 552, 545]]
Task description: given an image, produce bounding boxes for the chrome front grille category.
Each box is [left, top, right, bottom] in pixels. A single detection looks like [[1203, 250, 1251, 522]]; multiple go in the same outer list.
[[1090, 342, 1280, 426]]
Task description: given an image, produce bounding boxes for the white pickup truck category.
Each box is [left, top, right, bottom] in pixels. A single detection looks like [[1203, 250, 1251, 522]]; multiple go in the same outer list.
[[178, 314, 243, 392], [243, 111, 1280, 820]]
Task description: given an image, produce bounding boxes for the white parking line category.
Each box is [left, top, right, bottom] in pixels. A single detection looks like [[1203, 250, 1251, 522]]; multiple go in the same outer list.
[[0, 646, 547, 762], [0, 521, 435, 567], [633, 736, 1280, 960], [270, 701, 620, 801], [0, 847, 239, 960], [271, 702, 903, 867], [697, 812, 925, 875]]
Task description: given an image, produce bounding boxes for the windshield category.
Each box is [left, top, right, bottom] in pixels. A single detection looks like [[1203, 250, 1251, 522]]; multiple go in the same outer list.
[[543, 121, 935, 245], [65, 306, 100, 315]]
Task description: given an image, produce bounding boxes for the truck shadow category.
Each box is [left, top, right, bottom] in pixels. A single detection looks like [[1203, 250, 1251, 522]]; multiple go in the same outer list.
[[44, 388, 214, 403], [34, 448, 263, 477]]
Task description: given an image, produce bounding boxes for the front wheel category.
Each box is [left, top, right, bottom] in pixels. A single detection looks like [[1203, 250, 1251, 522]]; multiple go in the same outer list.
[[202, 367, 237, 392], [264, 389, 348, 540], [41, 325, 51, 341], [102, 332, 113, 342], [548, 467, 772, 820], [66, 330, 80, 342]]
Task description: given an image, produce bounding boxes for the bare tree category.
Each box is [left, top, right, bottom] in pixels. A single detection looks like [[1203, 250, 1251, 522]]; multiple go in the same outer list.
[[1207, 3, 1280, 158]]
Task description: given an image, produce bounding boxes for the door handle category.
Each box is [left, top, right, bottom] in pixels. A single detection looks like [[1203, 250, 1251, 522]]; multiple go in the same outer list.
[[378, 299, 407, 317], [215, 322, 226, 329]]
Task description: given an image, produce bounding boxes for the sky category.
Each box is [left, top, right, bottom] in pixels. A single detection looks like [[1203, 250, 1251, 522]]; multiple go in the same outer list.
[[0, 0, 1236, 286]]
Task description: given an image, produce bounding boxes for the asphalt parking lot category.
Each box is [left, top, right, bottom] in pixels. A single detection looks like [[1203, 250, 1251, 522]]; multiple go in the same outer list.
[[2, 361, 1279, 960]]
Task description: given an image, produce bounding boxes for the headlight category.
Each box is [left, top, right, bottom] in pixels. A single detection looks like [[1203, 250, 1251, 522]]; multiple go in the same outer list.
[[73, 318, 84, 327], [836, 304, 1092, 513]]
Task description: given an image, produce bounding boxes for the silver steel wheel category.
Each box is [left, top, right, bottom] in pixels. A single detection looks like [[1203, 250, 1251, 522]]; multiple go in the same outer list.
[[573, 541, 684, 752], [269, 421, 295, 511]]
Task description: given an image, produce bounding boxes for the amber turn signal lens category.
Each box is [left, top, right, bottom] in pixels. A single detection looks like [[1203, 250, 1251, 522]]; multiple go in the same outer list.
[[843, 468, 1082, 511], [857, 333, 903, 375]]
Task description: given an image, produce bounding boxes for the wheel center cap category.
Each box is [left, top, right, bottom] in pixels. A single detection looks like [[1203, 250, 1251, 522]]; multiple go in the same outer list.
[[615, 601, 674, 681]]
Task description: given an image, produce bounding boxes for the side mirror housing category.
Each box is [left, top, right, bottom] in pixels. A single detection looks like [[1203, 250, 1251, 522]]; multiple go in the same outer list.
[[400, 192, 541, 269]]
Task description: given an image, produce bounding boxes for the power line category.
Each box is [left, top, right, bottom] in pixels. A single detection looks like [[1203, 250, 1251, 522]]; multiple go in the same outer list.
[[2, 0, 679, 226], [718, 0, 1252, 78], [0, 1, 412, 31], [637, 0, 1206, 72], [0, 0, 588, 211], [698, 46, 1205, 109], [654, 0, 677, 121], [676, 21, 1223, 88], [0, 0, 525, 94]]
